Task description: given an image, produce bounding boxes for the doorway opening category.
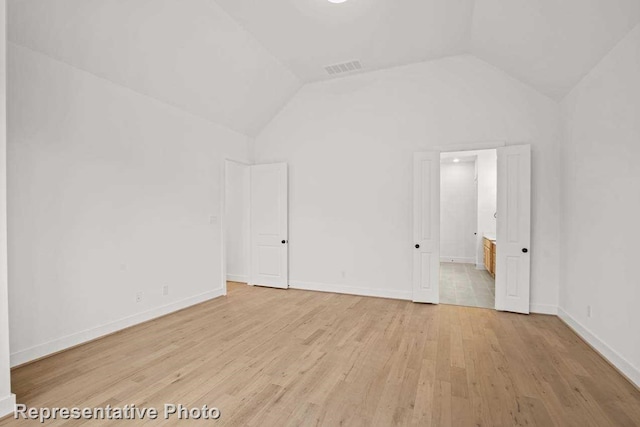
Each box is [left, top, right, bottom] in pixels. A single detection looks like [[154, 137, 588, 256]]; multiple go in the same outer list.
[[223, 160, 289, 293], [412, 144, 530, 313], [224, 159, 251, 291], [439, 149, 497, 309]]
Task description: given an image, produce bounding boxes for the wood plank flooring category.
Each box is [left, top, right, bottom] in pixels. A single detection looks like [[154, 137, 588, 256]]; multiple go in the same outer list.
[[3, 282, 640, 426]]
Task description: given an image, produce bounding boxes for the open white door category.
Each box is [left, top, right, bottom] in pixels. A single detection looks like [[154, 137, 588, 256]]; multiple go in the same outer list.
[[250, 163, 288, 289], [495, 145, 531, 314], [413, 152, 440, 304]]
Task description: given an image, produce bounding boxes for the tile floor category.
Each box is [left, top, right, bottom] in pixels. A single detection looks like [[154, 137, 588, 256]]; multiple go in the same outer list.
[[440, 262, 495, 309]]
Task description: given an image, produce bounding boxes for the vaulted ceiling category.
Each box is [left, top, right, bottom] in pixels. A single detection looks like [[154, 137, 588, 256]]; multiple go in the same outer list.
[[214, 0, 475, 82], [8, 0, 302, 137], [8, 0, 640, 136], [216, 0, 640, 98], [470, 0, 640, 100]]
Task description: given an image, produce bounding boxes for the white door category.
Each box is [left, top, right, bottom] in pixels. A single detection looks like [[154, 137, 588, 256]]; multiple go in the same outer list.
[[250, 163, 288, 289], [495, 145, 531, 314], [413, 152, 440, 303]]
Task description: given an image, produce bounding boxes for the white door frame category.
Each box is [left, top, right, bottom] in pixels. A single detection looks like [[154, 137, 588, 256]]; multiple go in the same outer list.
[[221, 159, 251, 296], [413, 141, 509, 306], [430, 141, 506, 152]]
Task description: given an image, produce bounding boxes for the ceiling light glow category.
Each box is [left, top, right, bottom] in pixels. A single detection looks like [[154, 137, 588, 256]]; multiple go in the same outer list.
[[327, 0, 348, 3], [453, 158, 460, 163]]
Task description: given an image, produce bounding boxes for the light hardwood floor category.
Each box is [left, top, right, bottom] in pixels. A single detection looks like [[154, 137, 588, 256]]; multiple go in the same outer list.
[[3, 282, 640, 426]]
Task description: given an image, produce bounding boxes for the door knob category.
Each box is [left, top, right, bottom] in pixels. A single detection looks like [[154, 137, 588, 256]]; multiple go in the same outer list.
[[522, 248, 528, 253], [415, 244, 420, 249], [282, 240, 287, 244]]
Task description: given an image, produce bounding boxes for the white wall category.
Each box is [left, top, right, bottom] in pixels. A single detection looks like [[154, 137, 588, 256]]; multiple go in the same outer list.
[[7, 44, 252, 366], [0, 0, 17, 417], [440, 161, 476, 263], [255, 54, 561, 312], [560, 24, 640, 386], [225, 161, 250, 283], [475, 149, 497, 267]]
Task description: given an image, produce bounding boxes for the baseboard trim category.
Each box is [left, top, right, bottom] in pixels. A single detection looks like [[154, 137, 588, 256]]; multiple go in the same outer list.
[[290, 281, 412, 301], [440, 257, 475, 264], [0, 394, 16, 418], [291, 280, 555, 314], [10, 288, 225, 367], [530, 303, 558, 315], [558, 307, 640, 388], [227, 274, 248, 283]]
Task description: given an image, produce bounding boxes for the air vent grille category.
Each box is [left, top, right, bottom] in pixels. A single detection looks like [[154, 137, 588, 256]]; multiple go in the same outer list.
[[324, 60, 363, 76]]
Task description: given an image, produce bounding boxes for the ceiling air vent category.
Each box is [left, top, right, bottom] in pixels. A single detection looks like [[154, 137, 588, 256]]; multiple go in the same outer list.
[[324, 60, 363, 76]]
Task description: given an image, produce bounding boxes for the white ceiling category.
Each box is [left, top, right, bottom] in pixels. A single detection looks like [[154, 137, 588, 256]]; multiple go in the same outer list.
[[8, 0, 640, 137], [8, 0, 302, 137], [471, 0, 640, 100], [215, 0, 640, 99], [214, 0, 475, 82]]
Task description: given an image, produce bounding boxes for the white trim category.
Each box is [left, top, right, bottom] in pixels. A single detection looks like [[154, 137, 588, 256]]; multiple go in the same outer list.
[[227, 274, 248, 283], [529, 303, 558, 315], [293, 280, 555, 315], [475, 263, 486, 270], [221, 160, 227, 296], [0, 394, 16, 418], [10, 289, 225, 367], [558, 307, 640, 388], [290, 281, 412, 301], [432, 141, 506, 153], [440, 257, 475, 264]]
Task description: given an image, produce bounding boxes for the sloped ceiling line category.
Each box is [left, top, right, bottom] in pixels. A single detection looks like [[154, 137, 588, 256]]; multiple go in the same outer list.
[[8, 0, 302, 137], [8, 0, 640, 137], [8, 40, 255, 140]]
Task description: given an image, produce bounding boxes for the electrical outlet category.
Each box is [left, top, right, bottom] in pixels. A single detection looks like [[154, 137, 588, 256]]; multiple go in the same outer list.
[[587, 305, 592, 318], [209, 216, 218, 225], [163, 286, 169, 296], [136, 292, 143, 303]]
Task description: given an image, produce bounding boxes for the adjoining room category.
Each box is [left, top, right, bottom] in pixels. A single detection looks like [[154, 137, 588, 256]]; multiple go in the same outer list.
[[224, 159, 250, 287], [1, 0, 640, 425], [439, 149, 497, 309]]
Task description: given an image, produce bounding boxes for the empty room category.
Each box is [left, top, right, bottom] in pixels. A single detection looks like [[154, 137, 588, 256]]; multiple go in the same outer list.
[[1, 0, 640, 425]]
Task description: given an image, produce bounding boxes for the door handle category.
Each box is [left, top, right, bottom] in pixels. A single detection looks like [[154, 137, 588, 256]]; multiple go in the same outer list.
[[415, 244, 420, 249], [522, 248, 528, 253], [282, 240, 287, 244]]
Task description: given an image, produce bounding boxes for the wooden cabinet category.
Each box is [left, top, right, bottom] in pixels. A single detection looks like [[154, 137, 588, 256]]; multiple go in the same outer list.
[[483, 241, 492, 272], [491, 241, 496, 277], [483, 237, 496, 278]]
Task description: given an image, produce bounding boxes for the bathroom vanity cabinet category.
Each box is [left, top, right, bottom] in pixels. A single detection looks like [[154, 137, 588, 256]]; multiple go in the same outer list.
[[483, 237, 496, 278]]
